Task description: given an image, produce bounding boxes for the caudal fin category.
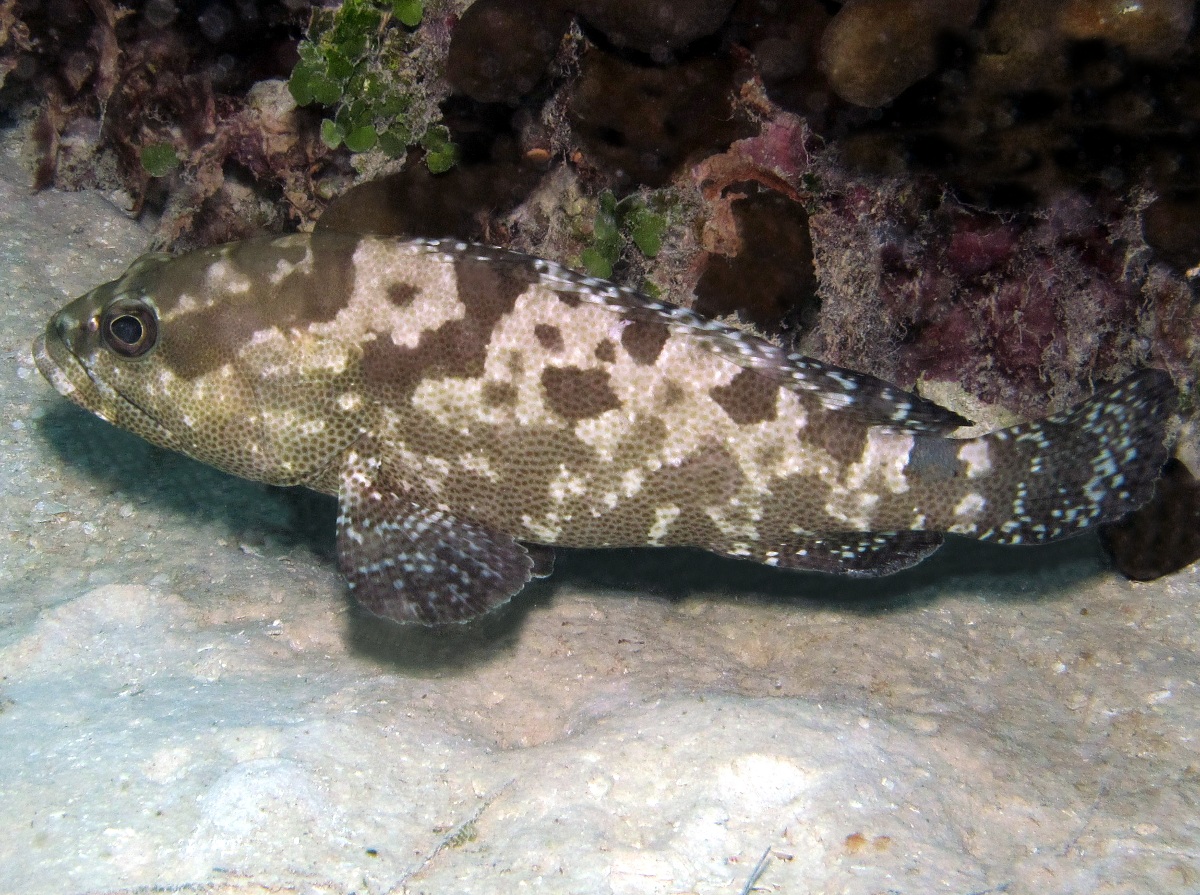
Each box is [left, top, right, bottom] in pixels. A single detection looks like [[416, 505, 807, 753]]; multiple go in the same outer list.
[[953, 369, 1176, 545]]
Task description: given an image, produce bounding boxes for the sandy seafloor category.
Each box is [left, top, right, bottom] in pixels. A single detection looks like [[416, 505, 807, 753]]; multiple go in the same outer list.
[[0, 132, 1197, 895]]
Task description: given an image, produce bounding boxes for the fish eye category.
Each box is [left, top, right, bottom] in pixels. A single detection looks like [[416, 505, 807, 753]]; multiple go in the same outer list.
[[101, 300, 159, 358]]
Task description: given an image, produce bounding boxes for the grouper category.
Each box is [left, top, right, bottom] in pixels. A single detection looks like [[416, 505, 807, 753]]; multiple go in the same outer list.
[[34, 232, 1176, 623]]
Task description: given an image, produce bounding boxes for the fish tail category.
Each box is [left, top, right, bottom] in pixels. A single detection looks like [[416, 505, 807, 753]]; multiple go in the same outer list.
[[948, 370, 1176, 544]]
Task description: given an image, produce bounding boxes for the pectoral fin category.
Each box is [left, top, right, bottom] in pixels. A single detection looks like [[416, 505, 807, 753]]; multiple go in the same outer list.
[[336, 448, 535, 624], [522, 542, 557, 578]]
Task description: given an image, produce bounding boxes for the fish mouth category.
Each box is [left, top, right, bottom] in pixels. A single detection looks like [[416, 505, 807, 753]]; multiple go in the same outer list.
[[33, 326, 184, 452], [33, 329, 97, 413]]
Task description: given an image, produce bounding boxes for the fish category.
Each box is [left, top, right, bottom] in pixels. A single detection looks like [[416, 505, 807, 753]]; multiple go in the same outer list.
[[1099, 458, 1200, 581], [34, 232, 1176, 624]]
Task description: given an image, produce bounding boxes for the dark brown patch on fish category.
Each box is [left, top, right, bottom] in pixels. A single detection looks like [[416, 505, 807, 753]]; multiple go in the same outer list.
[[482, 380, 518, 407], [555, 290, 582, 308], [804, 415, 869, 469], [295, 236, 359, 322], [363, 255, 536, 400], [534, 323, 564, 352], [400, 412, 595, 536], [504, 350, 525, 377], [594, 339, 617, 363], [757, 471, 832, 534], [621, 319, 669, 366], [160, 236, 358, 379], [549, 417, 742, 548], [709, 368, 779, 425], [646, 448, 746, 546], [541, 366, 622, 421], [907, 435, 965, 482], [657, 449, 744, 506], [387, 282, 418, 307], [454, 253, 540, 318], [161, 295, 270, 380], [656, 379, 686, 410], [534, 415, 716, 547]]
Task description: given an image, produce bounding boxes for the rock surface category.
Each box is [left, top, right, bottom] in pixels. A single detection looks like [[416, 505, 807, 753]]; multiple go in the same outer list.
[[1, 132, 1198, 894]]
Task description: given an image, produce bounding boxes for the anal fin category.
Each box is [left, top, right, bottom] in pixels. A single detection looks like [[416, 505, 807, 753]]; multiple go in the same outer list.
[[336, 448, 535, 624], [719, 530, 945, 577]]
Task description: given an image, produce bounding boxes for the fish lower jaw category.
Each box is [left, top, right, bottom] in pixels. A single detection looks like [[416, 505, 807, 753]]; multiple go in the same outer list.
[[32, 332, 81, 402], [33, 332, 124, 428]]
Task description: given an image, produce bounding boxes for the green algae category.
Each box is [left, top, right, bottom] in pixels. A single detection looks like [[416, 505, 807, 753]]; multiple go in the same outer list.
[[288, 0, 454, 171], [579, 190, 671, 279], [139, 143, 180, 177]]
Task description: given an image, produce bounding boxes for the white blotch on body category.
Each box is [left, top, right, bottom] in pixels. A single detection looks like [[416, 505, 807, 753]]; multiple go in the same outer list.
[[957, 440, 992, 478], [203, 259, 253, 295], [647, 505, 680, 545], [953, 492, 987, 517]]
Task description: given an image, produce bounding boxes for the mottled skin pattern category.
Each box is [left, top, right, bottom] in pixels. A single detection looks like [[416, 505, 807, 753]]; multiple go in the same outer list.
[[36, 234, 1176, 624]]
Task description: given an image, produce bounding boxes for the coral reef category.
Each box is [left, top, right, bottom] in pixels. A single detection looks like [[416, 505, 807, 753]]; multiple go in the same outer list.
[[575, 189, 670, 280], [1143, 193, 1200, 274], [288, 0, 449, 166], [5, 0, 326, 244], [805, 175, 1199, 414], [1, 0, 469, 244], [682, 114, 820, 338], [445, 0, 571, 104], [572, 0, 737, 57], [315, 132, 543, 241], [833, 0, 1200, 207], [693, 184, 817, 337], [566, 49, 755, 190], [724, 0, 833, 128], [818, 0, 981, 108]]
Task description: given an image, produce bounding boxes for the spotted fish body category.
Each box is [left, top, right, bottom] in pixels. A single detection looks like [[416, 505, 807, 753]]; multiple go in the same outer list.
[[35, 233, 1175, 624]]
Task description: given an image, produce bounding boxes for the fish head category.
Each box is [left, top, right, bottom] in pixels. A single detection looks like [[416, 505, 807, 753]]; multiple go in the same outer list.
[[34, 251, 196, 458], [33, 237, 341, 485]]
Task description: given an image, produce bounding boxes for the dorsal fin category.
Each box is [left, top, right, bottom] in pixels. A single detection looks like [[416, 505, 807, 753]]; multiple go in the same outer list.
[[414, 239, 972, 434]]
